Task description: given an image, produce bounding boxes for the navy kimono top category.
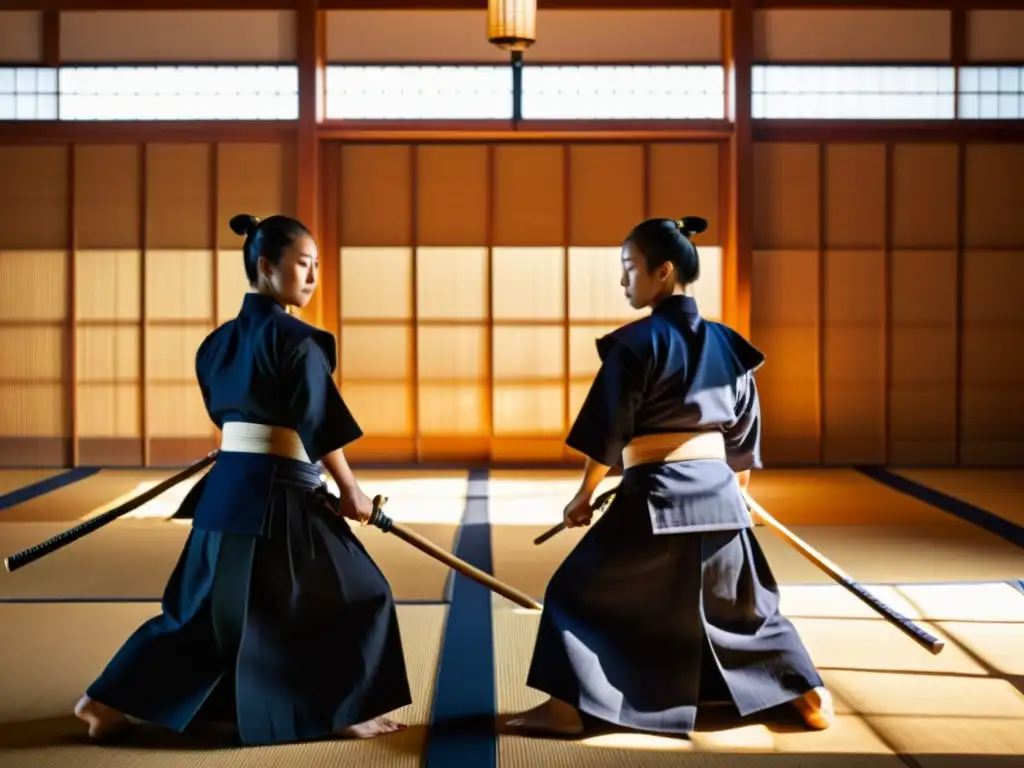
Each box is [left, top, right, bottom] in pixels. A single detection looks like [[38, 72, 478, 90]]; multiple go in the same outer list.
[[190, 292, 362, 535], [566, 295, 766, 533]]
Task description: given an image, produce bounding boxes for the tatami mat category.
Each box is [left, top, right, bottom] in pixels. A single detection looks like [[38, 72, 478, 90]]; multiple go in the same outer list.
[[0, 470, 182, 523], [488, 469, 1024, 598], [0, 602, 446, 767], [0, 519, 459, 602], [0, 470, 63, 499], [494, 583, 1024, 767], [0, 470, 469, 602], [894, 469, 1024, 527]]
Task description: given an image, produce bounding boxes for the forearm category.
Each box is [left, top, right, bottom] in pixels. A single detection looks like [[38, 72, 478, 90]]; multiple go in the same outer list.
[[576, 457, 612, 499], [321, 447, 360, 496]]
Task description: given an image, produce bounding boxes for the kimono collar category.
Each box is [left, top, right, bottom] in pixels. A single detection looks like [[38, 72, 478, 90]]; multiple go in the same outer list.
[[652, 294, 702, 331], [241, 292, 289, 317]]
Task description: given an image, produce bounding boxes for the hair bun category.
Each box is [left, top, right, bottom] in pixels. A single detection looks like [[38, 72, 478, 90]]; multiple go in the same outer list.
[[676, 216, 708, 238], [229, 213, 260, 237]]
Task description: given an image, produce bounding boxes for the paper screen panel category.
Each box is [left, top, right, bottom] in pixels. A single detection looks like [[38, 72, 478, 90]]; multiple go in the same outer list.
[[76, 325, 140, 438], [889, 250, 957, 466], [340, 325, 411, 381], [566, 247, 634, 323], [340, 383, 413, 435], [216, 249, 251, 324], [416, 247, 488, 321], [340, 247, 412, 320], [340, 325, 412, 436], [492, 384, 565, 436], [0, 326, 65, 437], [0, 251, 68, 439], [75, 250, 141, 322], [0, 250, 67, 322], [491, 247, 564, 321], [144, 250, 214, 321], [417, 325, 488, 435], [492, 145, 565, 246]]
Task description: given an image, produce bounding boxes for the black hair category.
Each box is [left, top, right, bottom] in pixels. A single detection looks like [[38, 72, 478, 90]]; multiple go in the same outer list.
[[624, 216, 708, 285], [229, 213, 312, 286]]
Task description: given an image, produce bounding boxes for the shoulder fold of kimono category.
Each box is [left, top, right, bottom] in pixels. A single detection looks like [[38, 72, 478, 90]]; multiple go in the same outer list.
[[707, 322, 766, 374], [276, 314, 339, 374], [595, 315, 660, 369]]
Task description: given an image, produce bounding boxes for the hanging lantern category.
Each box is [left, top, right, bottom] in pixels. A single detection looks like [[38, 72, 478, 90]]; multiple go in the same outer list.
[[487, 0, 537, 52]]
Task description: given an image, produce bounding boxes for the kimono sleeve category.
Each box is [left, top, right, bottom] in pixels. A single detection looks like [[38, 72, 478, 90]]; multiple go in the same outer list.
[[282, 335, 363, 463], [723, 371, 762, 472], [564, 335, 647, 467]]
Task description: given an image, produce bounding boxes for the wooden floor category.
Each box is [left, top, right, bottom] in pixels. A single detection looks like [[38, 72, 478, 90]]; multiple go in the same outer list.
[[0, 466, 1022, 768]]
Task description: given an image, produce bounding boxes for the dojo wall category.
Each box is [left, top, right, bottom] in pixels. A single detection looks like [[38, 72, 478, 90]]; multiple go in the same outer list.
[[750, 9, 1024, 468], [0, 141, 296, 467], [324, 141, 723, 464], [0, 5, 1022, 469]]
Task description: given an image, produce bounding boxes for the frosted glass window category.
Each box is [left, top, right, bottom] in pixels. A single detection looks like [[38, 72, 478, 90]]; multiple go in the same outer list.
[[0, 67, 58, 120], [58, 66, 298, 120], [959, 66, 1023, 119], [325, 65, 512, 119], [751, 66, 956, 119], [522, 65, 725, 120]]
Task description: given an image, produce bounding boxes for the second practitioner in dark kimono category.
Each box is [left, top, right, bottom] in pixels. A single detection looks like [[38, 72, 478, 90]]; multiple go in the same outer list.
[[75, 213, 412, 744], [506, 216, 834, 738]]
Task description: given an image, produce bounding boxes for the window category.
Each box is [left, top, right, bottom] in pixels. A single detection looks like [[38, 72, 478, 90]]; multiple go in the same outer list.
[[752, 66, 957, 119], [57, 66, 299, 121], [325, 66, 512, 119], [959, 66, 1023, 119], [522, 65, 725, 120], [0, 68, 58, 120]]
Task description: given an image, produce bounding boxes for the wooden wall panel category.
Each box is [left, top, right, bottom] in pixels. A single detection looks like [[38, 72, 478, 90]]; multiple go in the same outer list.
[[888, 144, 959, 466], [0, 145, 69, 467], [493, 146, 565, 247], [822, 145, 886, 465], [960, 144, 1024, 466], [144, 143, 215, 466], [751, 143, 820, 465]]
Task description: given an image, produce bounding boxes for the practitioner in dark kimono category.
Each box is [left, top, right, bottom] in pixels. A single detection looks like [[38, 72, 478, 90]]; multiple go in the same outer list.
[[506, 216, 833, 737], [75, 213, 411, 744]]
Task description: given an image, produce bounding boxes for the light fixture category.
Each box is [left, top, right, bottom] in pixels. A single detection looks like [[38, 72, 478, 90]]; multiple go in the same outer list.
[[487, 0, 537, 123], [487, 0, 537, 52]]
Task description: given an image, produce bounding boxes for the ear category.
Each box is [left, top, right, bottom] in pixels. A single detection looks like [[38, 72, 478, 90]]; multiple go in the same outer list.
[[257, 254, 274, 280], [658, 260, 675, 283]]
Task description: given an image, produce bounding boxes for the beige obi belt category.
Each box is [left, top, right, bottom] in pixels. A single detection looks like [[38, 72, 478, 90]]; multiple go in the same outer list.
[[219, 422, 311, 463], [621, 431, 727, 470]]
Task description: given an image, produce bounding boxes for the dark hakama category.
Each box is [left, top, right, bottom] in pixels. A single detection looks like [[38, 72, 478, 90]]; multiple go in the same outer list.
[[525, 295, 823, 734], [84, 293, 411, 745], [86, 459, 411, 745]]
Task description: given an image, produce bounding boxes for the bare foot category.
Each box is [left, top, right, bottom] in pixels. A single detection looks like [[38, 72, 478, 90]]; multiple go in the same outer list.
[[504, 698, 584, 736], [793, 686, 834, 730], [74, 695, 130, 739], [334, 716, 407, 739]]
